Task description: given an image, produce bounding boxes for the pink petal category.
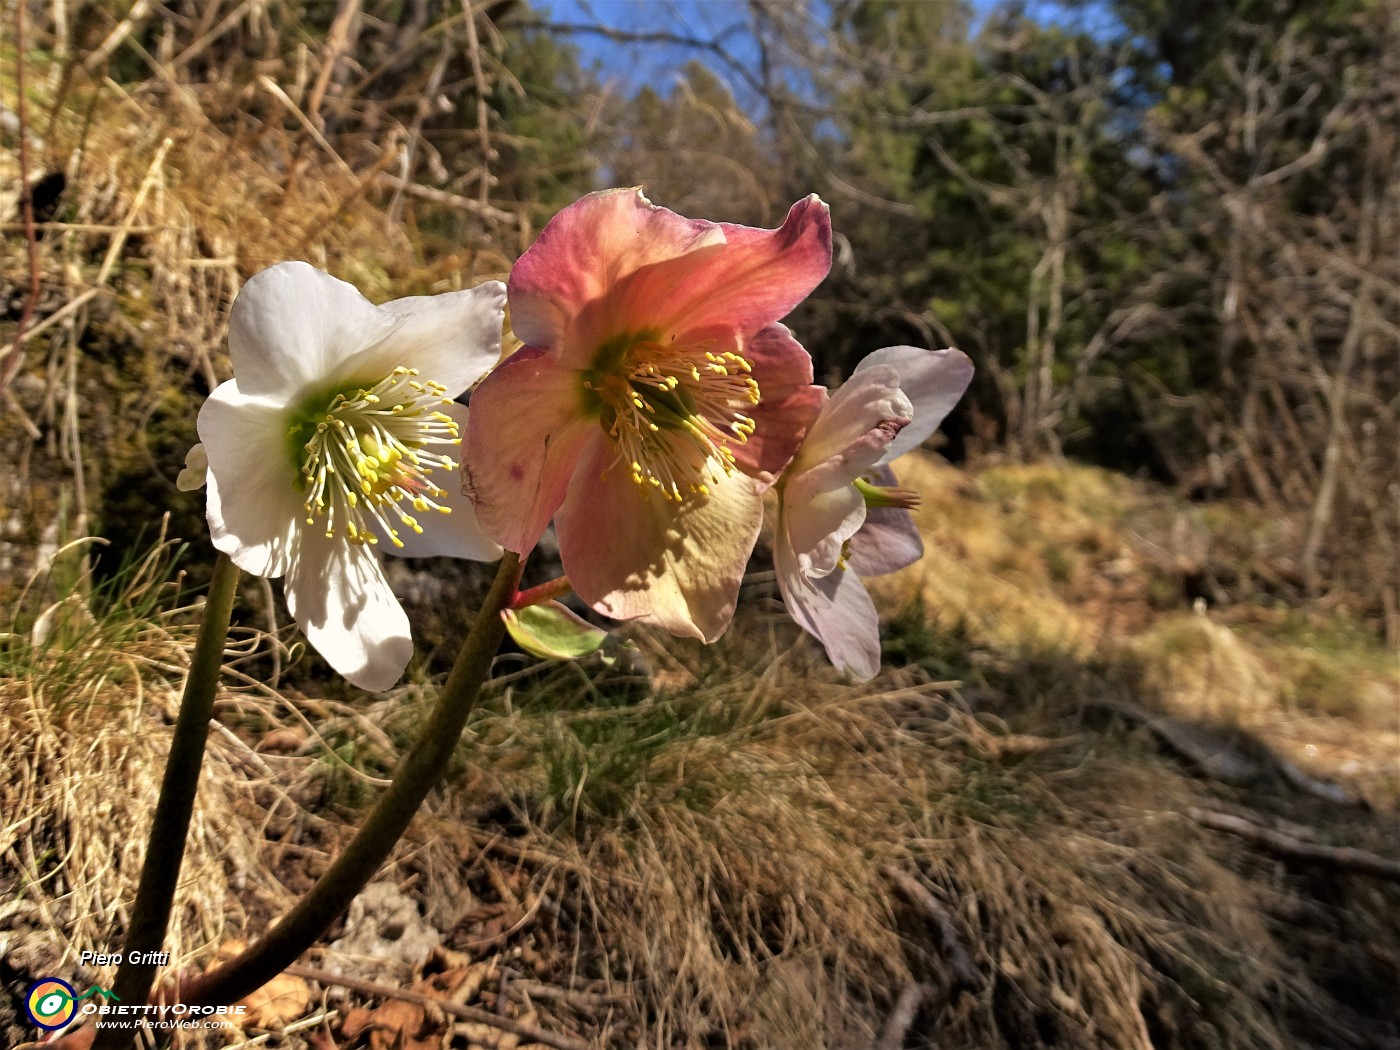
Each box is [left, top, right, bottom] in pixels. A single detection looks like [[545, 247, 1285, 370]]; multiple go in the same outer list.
[[461, 348, 598, 554], [729, 323, 826, 480], [227, 262, 401, 401], [556, 441, 763, 641], [664, 195, 832, 337], [508, 188, 726, 362], [775, 535, 882, 682], [383, 403, 502, 562], [283, 530, 414, 691], [853, 346, 974, 465], [198, 380, 304, 579]]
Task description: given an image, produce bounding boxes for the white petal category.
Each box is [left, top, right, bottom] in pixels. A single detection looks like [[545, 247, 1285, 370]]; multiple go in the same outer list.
[[782, 480, 864, 579], [846, 464, 924, 577], [345, 281, 507, 397], [381, 403, 502, 562], [198, 381, 303, 579], [847, 507, 923, 577], [228, 262, 402, 400], [775, 521, 882, 681], [780, 367, 911, 576], [790, 365, 911, 475], [854, 347, 974, 465], [176, 443, 208, 491], [284, 530, 414, 691]]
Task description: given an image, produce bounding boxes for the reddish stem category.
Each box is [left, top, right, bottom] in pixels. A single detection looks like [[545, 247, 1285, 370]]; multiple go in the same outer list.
[[510, 574, 572, 610]]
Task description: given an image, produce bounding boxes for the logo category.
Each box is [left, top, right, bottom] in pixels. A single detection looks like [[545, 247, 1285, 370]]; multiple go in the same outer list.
[[23, 979, 119, 1031]]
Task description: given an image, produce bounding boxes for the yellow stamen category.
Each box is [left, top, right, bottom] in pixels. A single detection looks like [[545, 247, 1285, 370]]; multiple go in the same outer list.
[[297, 367, 459, 546], [587, 336, 761, 502]]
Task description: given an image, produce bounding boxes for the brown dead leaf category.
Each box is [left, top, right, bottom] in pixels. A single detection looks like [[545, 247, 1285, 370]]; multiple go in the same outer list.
[[217, 941, 312, 1029], [427, 960, 495, 1006], [340, 997, 444, 1050]]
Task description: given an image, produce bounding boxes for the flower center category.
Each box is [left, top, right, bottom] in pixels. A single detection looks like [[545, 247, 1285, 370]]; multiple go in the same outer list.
[[291, 367, 459, 547], [583, 336, 760, 502]]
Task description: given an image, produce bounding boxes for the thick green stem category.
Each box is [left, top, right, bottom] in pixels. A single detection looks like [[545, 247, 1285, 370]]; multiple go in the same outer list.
[[173, 550, 523, 1009], [93, 552, 241, 1050]]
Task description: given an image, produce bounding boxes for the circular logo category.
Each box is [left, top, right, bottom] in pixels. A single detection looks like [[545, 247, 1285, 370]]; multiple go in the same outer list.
[[25, 978, 77, 1030]]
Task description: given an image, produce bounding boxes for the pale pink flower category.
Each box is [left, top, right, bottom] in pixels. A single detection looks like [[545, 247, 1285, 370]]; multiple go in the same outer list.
[[464, 189, 830, 641], [773, 346, 973, 679], [199, 263, 505, 690]]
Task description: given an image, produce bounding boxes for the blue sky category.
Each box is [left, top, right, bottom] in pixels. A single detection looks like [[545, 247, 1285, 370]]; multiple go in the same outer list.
[[531, 0, 1118, 106], [531, 0, 766, 101]]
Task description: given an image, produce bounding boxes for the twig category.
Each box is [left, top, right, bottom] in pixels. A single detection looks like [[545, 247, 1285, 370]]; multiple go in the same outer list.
[[257, 75, 357, 179], [0, 287, 102, 368], [305, 0, 362, 126], [506, 980, 630, 1009], [283, 964, 590, 1050], [80, 0, 154, 74], [1190, 808, 1400, 882], [0, 222, 161, 233], [461, 0, 496, 210], [875, 982, 931, 1050], [883, 866, 983, 994], [372, 173, 518, 226]]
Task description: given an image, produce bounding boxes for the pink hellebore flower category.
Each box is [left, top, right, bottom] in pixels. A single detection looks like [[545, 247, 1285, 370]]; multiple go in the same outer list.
[[464, 189, 830, 640], [198, 263, 506, 691], [773, 346, 974, 680]]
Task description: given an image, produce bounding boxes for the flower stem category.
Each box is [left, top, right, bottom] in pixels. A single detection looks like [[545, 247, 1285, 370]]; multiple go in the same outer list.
[[94, 551, 241, 1049], [510, 574, 572, 609], [171, 550, 523, 1012]]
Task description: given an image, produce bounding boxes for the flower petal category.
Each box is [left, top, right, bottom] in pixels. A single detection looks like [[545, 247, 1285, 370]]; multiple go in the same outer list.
[[665, 195, 832, 337], [227, 262, 403, 401], [781, 366, 913, 575], [341, 281, 507, 397], [509, 188, 727, 360], [853, 346, 974, 465], [284, 529, 414, 691], [784, 480, 865, 580], [775, 532, 882, 682], [729, 323, 825, 480], [462, 347, 599, 554], [557, 442, 763, 642], [382, 403, 501, 561], [792, 365, 912, 473], [198, 380, 303, 579], [176, 443, 208, 492]]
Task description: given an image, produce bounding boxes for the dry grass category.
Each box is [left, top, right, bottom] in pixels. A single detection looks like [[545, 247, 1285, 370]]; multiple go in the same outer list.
[[875, 455, 1400, 808], [0, 532, 293, 1001], [5, 575, 1400, 1047], [1, 13, 518, 610], [397, 612, 1398, 1050]]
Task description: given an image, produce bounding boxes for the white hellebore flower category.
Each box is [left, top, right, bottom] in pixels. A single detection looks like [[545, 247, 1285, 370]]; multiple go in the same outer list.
[[198, 262, 506, 690], [773, 346, 973, 680]]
